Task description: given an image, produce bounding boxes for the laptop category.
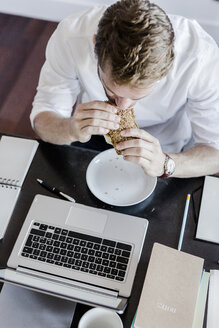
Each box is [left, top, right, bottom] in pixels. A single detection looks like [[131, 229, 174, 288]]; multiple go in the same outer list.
[[0, 194, 148, 313]]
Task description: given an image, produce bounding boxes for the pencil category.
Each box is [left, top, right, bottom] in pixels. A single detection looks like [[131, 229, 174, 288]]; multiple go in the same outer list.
[[178, 194, 191, 251]]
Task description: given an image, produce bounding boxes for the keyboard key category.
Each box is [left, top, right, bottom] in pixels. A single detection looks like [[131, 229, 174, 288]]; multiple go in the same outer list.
[[89, 263, 96, 270], [60, 242, 67, 249], [23, 247, 33, 254], [54, 255, 61, 261], [122, 250, 131, 258], [81, 248, 88, 254], [67, 244, 74, 250], [61, 229, 68, 235], [100, 246, 107, 252], [95, 251, 102, 257], [52, 234, 59, 240], [30, 229, 45, 237], [21, 253, 29, 257], [109, 261, 116, 268], [63, 264, 71, 268], [88, 256, 95, 262], [109, 254, 116, 261], [59, 235, 66, 242], [111, 269, 118, 276], [102, 260, 109, 266], [102, 239, 116, 247], [115, 276, 124, 281], [114, 249, 121, 255], [39, 224, 48, 231], [74, 246, 81, 252], [38, 257, 46, 262], [61, 256, 68, 263], [104, 267, 110, 274], [25, 235, 33, 247], [68, 231, 102, 244], [93, 244, 100, 250], [107, 274, 115, 280], [118, 270, 126, 277], [117, 256, 129, 264], [116, 242, 132, 251], [33, 249, 40, 256], [81, 254, 88, 261], [54, 228, 61, 234], [67, 251, 73, 257], [46, 259, 54, 264], [117, 263, 127, 271], [40, 251, 47, 257]]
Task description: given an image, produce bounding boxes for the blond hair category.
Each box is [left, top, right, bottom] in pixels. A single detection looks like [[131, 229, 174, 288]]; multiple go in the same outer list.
[[95, 0, 174, 85]]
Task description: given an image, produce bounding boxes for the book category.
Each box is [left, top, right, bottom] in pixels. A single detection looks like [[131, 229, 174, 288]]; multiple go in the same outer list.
[[196, 176, 219, 244], [192, 271, 210, 328], [207, 270, 219, 328], [0, 135, 38, 239], [133, 243, 204, 328]]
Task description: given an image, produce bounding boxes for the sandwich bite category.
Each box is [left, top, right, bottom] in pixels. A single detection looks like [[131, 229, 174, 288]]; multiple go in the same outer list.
[[104, 107, 138, 155]]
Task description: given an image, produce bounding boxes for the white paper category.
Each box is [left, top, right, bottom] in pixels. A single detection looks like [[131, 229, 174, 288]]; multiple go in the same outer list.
[[196, 176, 219, 244], [0, 136, 38, 187], [0, 283, 76, 328], [207, 270, 219, 328]]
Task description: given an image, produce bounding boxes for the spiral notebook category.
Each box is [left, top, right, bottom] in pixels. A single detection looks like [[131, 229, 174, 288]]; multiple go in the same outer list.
[[0, 135, 38, 239]]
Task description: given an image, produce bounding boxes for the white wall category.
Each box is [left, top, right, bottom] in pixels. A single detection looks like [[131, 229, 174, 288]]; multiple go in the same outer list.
[[0, 0, 218, 43]]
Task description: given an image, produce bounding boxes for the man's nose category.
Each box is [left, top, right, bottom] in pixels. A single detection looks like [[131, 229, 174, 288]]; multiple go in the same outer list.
[[115, 97, 132, 109]]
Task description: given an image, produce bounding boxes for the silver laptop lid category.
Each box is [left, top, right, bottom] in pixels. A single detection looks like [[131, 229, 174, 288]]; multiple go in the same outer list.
[[4, 195, 148, 312]]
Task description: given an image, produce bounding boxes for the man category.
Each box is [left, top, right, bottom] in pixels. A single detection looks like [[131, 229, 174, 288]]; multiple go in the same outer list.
[[30, 0, 219, 178]]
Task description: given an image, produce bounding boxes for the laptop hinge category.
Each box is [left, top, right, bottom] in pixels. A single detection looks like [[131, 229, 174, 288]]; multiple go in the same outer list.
[[17, 266, 119, 298]]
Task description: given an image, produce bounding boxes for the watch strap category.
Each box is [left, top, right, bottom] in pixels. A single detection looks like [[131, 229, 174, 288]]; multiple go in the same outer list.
[[159, 153, 175, 179]]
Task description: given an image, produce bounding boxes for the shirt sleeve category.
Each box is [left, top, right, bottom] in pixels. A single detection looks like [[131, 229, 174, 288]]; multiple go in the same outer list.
[[186, 37, 219, 150], [30, 18, 81, 127]]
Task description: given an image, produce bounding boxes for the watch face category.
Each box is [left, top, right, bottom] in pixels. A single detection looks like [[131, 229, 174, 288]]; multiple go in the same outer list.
[[166, 158, 175, 175]]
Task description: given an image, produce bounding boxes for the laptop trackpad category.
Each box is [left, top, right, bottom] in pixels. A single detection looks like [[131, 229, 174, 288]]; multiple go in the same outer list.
[[65, 206, 107, 234]]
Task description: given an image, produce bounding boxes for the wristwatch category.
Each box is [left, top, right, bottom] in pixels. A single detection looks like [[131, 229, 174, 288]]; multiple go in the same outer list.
[[159, 153, 175, 178]]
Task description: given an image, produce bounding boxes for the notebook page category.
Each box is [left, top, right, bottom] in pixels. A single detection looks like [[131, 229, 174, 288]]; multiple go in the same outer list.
[[0, 136, 38, 187], [196, 176, 219, 244], [0, 184, 20, 239], [0, 283, 75, 328], [207, 270, 219, 328]]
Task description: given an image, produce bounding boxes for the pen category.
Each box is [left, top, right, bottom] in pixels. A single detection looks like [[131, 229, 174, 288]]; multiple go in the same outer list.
[[37, 179, 75, 203], [178, 194, 191, 251]]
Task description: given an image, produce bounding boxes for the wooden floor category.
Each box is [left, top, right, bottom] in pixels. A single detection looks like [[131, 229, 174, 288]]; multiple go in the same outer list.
[[0, 13, 57, 138]]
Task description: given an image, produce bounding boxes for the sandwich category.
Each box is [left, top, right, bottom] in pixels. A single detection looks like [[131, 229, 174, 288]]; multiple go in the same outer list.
[[104, 107, 138, 155]]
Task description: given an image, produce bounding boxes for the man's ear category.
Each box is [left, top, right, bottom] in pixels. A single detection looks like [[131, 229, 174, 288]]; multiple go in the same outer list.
[[93, 34, 96, 46]]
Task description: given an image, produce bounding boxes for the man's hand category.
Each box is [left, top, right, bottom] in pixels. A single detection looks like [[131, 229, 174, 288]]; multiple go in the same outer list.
[[116, 128, 166, 177], [70, 101, 120, 143]]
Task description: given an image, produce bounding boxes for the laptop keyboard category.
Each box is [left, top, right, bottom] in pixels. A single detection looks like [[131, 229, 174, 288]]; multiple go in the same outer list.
[[21, 222, 132, 282]]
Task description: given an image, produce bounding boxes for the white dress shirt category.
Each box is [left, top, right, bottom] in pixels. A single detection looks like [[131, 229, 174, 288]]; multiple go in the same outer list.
[[31, 6, 219, 153]]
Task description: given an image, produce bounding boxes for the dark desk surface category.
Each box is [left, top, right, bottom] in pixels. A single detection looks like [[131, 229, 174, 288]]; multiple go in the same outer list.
[[0, 139, 218, 328]]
